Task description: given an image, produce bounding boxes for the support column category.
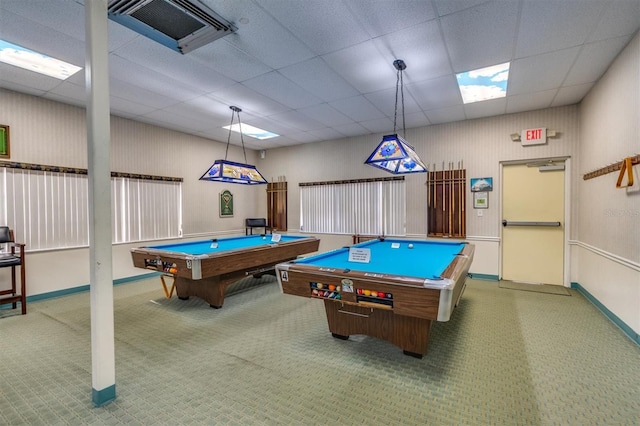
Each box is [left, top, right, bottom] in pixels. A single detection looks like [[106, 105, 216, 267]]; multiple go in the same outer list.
[[85, 0, 115, 407]]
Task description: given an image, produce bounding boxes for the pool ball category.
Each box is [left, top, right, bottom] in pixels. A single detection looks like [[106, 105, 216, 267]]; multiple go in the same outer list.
[[357, 289, 363, 295], [408, 243, 414, 249], [328, 284, 336, 291], [386, 293, 393, 299], [363, 289, 371, 296], [316, 283, 324, 289], [312, 289, 318, 295]]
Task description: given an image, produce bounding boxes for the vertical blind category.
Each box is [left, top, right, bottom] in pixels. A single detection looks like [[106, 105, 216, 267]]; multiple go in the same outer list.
[[300, 178, 406, 236], [0, 166, 181, 250]]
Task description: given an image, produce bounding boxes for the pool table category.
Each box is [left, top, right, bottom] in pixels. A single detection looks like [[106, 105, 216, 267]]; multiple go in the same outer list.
[[276, 238, 474, 358], [131, 234, 319, 308]]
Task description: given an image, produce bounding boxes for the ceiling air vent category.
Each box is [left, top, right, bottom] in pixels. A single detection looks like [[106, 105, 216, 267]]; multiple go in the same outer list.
[[108, 0, 236, 54]]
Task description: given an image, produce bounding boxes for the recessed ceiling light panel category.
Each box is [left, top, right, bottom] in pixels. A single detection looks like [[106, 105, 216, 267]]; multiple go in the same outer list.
[[456, 62, 510, 104], [0, 40, 81, 80]]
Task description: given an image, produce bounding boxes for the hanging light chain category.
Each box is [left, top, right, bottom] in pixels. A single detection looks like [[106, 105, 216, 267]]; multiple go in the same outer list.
[[393, 67, 399, 134], [226, 106, 248, 164], [400, 68, 406, 138]]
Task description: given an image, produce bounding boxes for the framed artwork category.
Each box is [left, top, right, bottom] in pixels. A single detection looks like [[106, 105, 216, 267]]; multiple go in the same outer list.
[[0, 125, 9, 158], [219, 189, 234, 217], [470, 177, 493, 192], [474, 191, 488, 209]]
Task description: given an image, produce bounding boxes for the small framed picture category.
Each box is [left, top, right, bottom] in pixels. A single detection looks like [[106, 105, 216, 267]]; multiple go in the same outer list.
[[0, 125, 9, 159], [219, 189, 233, 217], [474, 191, 488, 209], [470, 177, 493, 192]]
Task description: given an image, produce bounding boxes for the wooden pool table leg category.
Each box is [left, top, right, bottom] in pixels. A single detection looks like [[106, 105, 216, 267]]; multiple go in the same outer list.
[[324, 300, 432, 358], [175, 276, 225, 308]]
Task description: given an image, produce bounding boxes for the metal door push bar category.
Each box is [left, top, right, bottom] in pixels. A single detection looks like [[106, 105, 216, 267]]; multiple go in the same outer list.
[[502, 220, 561, 227]]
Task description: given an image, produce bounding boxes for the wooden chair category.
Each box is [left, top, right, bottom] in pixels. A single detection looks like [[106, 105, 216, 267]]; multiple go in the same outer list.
[[0, 227, 27, 315]]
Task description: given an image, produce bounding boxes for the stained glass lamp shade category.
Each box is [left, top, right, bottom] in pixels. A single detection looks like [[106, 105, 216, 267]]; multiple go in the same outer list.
[[365, 134, 428, 174]]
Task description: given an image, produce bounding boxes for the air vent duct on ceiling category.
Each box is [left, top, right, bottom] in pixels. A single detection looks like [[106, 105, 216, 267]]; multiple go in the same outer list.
[[108, 0, 236, 54]]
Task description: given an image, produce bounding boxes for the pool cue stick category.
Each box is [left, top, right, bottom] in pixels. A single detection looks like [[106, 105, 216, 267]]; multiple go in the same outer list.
[[451, 161, 454, 236], [461, 161, 465, 236], [458, 161, 462, 236], [449, 161, 454, 236], [427, 169, 431, 210]]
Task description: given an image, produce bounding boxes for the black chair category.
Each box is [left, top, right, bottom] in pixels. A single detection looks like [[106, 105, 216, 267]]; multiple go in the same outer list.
[[245, 218, 271, 235], [0, 227, 26, 315]]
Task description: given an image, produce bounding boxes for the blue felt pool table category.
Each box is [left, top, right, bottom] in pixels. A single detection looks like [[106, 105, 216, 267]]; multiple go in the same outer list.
[[131, 234, 319, 308], [276, 238, 474, 357]]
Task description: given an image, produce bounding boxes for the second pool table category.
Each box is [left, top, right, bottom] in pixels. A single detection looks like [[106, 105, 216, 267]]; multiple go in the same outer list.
[[131, 234, 319, 308], [276, 238, 474, 357]]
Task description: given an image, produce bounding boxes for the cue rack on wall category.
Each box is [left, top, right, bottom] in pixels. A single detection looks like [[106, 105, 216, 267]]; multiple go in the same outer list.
[[427, 162, 466, 238], [267, 177, 287, 232]]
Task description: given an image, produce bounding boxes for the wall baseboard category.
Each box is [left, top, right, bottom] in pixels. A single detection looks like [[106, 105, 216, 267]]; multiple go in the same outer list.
[[572, 282, 639, 346], [0, 273, 160, 309], [469, 273, 499, 281]]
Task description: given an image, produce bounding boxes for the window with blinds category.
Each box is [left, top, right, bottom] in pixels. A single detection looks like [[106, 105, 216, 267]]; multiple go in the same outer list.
[[0, 165, 182, 250], [299, 177, 405, 236]]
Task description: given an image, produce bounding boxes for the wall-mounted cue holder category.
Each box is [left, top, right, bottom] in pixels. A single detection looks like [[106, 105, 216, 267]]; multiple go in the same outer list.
[[583, 154, 639, 188], [427, 163, 466, 238]]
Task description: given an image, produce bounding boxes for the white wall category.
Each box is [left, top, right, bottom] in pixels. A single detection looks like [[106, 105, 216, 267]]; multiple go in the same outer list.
[[576, 32, 640, 335], [0, 90, 266, 294], [257, 106, 580, 277]]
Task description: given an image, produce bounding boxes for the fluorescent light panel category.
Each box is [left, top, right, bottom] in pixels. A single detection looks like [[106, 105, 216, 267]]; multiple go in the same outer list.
[[0, 40, 81, 80], [223, 123, 279, 140], [456, 62, 509, 104]]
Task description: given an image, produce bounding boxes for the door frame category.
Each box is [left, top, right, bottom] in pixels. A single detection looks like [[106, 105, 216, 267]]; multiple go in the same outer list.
[[498, 156, 572, 287]]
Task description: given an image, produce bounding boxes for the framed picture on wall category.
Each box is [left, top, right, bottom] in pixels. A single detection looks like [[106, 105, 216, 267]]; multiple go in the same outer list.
[[470, 177, 493, 192], [0, 125, 9, 158], [219, 189, 234, 217], [474, 191, 488, 209]]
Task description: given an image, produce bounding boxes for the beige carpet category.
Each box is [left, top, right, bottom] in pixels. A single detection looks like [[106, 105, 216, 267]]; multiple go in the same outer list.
[[0, 276, 638, 425], [499, 280, 572, 295]]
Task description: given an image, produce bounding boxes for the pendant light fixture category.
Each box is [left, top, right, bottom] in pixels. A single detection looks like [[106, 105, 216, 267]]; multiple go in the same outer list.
[[200, 106, 268, 185], [365, 59, 428, 174]]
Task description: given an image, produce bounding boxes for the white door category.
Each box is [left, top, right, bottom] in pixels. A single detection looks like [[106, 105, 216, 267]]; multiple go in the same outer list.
[[501, 162, 565, 285]]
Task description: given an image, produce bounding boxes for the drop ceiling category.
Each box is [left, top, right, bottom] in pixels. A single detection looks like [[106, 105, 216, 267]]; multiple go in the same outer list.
[[0, 0, 638, 150]]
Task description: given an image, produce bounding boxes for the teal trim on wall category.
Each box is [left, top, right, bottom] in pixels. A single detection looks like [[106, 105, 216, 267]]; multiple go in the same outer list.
[[92, 384, 116, 407], [572, 282, 640, 346], [469, 273, 499, 281], [0, 273, 161, 309]]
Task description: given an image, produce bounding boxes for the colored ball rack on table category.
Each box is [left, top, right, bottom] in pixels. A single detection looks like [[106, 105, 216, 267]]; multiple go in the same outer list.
[[310, 282, 341, 300]]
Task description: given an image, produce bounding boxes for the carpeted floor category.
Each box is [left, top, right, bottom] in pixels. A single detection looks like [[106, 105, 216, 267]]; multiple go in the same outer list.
[[0, 276, 639, 425]]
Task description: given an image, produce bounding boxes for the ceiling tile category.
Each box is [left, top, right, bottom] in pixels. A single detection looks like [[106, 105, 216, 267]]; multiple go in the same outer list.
[[259, 0, 370, 55], [440, 1, 519, 72], [463, 97, 507, 120], [322, 41, 392, 93], [551, 83, 594, 107], [508, 47, 581, 96], [243, 71, 323, 109], [279, 57, 359, 102], [564, 36, 633, 86], [506, 89, 557, 114], [329, 95, 386, 122], [348, 0, 437, 38], [516, 0, 605, 58], [407, 75, 462, 111], [424, 105, 466, 124]]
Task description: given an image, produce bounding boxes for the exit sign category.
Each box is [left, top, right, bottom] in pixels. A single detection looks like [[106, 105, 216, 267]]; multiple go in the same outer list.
[[521, 128, 547, 146]]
